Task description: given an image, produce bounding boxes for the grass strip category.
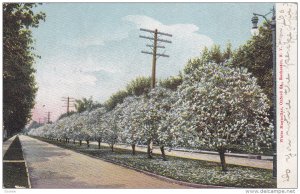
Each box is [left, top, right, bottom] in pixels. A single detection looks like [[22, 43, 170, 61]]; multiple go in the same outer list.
[[3, 136, 29, 188], [3, 162, 29, 188], [4, 136, 24, 161]]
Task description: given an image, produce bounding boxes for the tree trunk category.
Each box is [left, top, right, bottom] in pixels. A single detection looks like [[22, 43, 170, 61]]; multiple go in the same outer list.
[[111, 144, 114, 152], [73, 139, 75, 144], [160, 145, 167, 161], [219, 149, 227, 171], [98, 139, 101, 149], [79, 140, 82, 146], [86, 140, 90, 148], [132, 144, 136, 155], [147, 139, 153, 159]]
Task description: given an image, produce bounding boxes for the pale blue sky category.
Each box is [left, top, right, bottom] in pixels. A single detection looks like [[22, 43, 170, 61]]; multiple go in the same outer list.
[[31, 3, 274, 121]]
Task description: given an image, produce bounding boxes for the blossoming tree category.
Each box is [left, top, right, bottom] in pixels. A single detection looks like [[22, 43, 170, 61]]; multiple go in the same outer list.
[[173, 61, 273, 171], [88, 107, 107, 149], [147, 87, 176, 160], [102, 108, 121, 152], [118, 96, 143, 155]]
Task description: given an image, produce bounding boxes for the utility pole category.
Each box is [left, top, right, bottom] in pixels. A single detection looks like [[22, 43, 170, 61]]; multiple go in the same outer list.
[[139, 28, 172, 158], [38, 118, 42, 125], [62, 96, 75, 115], [139, 28, 172, 88], [45, 112, 51, 124]]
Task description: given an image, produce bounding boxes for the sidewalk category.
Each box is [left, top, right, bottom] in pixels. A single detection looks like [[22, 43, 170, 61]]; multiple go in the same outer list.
[[19, 135, 190, 188], [89, 142, 272, 170]]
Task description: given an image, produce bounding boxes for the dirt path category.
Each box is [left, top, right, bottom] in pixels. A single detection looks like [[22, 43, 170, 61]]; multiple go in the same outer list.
[[19, 135, 190, 189]]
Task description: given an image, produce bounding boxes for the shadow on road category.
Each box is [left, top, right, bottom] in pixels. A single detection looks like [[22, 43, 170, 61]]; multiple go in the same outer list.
[[22, 139, 71, 163]]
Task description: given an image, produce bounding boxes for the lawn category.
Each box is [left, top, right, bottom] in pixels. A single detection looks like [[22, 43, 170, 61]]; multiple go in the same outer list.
[[3, 162, 29, 188], [3, 136, 24, 160], [35, 137, 276, 188]]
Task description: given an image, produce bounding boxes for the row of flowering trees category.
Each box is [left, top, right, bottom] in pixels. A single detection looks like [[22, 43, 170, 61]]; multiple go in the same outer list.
[[28, 62, 273, 171]]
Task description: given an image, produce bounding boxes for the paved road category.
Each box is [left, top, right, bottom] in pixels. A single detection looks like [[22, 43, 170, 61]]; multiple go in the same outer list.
[[19, 135, 190, 189], [89, 142, 272, 170]]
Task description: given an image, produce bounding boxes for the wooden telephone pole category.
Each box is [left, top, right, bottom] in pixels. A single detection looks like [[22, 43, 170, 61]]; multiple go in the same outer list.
[[38, 118, 42, 125], [45, 112, 51, 124], [139, 28, 172, 158], [62, 96, 75, 115], [139, 28, 172, 88]]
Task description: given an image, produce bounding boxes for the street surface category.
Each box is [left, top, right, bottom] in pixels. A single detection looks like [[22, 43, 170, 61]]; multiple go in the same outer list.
[[19, 135, 190, 188]]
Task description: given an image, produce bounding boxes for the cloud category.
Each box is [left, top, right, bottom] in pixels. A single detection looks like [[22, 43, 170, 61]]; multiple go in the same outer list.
[[33, 15, 214, 121], [62, 72, 97, 85], [123, 15, 213, 50], [70, 36, 105, 48], [63, 31, 129, 48], [122, 15, 214, 77], [75, 57, 121, 74]]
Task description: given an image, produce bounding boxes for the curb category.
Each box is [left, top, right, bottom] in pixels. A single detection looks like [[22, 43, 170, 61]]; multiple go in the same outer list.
[[35, 137, 226, 189], [18, 135, 32, 188]]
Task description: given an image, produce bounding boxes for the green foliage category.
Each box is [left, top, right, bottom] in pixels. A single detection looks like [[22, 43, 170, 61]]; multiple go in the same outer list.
[[104, 75, 182, 112], [105, 76, 151, 111], [27, 120, 43, 130], [126, 76, 151, 96], [75, 97, 102, 113], [104, 90, 129, 111], [57, 111, 76, 121], [184, 43, 232, 74], [159, 74, 183, 91], [183, 26, 272, 110], [3, 3, 46, 136], [230, 24, 272, 107]]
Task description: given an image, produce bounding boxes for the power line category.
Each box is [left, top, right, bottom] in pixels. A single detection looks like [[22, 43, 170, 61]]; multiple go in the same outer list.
[[141, 51, 169, 58], [140, 28, 172, 37], [146, 44, 165, 49], [139, 35, 172, 43], [139, 28, 172, 89]]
